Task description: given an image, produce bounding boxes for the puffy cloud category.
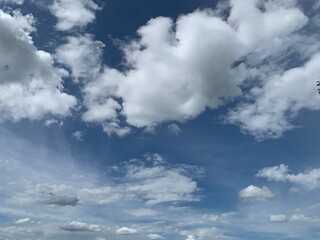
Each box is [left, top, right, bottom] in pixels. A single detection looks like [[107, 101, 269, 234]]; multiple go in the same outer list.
[[186, 235, 196, 240], [55, 34, 104, 82], [239, 185, 274, 201], [49, 0, 101, 31], [227, 53, 320, 140], [257, 164, 320, 190], [0, 10, 76, 122], [148, 233, 165, 240], [81, 0, 310, 140], [116, 227, 137, 235], [60, 220, 101, 232]]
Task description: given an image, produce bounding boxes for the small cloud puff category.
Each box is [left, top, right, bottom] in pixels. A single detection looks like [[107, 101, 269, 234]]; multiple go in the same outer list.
[[60, 221, 101, 232], [239, 185, 274, 201], [148, 233, 165, 239], [116, 227, 137, 235]]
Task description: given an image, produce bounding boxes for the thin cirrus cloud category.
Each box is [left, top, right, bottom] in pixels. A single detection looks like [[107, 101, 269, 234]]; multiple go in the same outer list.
[[269, 214, 319, 223], [60, 220, 101, 232]]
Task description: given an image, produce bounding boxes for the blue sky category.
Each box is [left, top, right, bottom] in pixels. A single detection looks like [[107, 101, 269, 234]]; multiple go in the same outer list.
[[1, 0, 320, 239]]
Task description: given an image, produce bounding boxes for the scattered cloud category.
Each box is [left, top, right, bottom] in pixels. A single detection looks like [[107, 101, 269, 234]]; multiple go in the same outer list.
[[14, 218, 31, 224], [168, 123, 181, 135], [1, 0, 24, 4], [257, 164, 320, 190], [269, 214, 288, 223], [185, 235, 196, 240], [0, 9, 77, 122], [60, 221, 101, 232], [226, 53, 320, 140], [45, 119, 62, 127], [148, 233, 165, 240], [72, 131, 84, 141], [81, 0, 315, 140], [269, 214, 319, 223], [239, 185, 274, 201], [116, 227, 137, 235], [126, 208, 161, 217], [55, 34, 104, 82], [40, 192, 79, 206], [49, 0, 101, 31]]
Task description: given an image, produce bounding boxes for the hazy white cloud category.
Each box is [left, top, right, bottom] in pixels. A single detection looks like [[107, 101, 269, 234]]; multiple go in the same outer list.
[[15, 218, 31, 224], [116, 227, 137, 235], [1, 0, 24, 4], [269, 214, 319, 223], [123, 155, 200, 205], [257, 164, 320, 190], [168, 123, 181, 135], [72, 131, 84, 141], [0, 10, 77, 122], [44, 119, 62, 127], [239, 185, 274, 201], [49, 0, 101, 31], [126, 208, 160, 217], [148, 233, 165, 240], [60, 221, 101, 232], [55, 35, 104, 82], [40, 192, 79, 206], [186, 235, 196, 240], [269, 214, 288, 223]]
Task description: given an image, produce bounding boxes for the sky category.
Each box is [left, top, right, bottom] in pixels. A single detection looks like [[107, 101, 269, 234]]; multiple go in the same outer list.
[[0, 0, 320, 239]]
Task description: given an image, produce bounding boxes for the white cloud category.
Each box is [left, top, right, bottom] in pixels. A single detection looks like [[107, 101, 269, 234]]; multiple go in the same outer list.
[[126, 208, 160, 217], [15, 218, 31, 224], [40, 192, 79, 206], [186, 235, 196, 240], [289, 214, 319, 222], [257, 164, 320, 190], [168, 123, 181, 135], [123, 155, 200, 205], [239, 185, 274, 201], [148, 233, 165, 240], [269, 214, 319, 223], [116, 227, 137, 235], [44, 119, 61, 127], [80, 0, 312, 140], [269, 214, 288, 223], [55, 35, 104, 82], [0, 10, 77, 122], [49, 0, 101, 31], [60, 221, 101, 232], [72, 131, 84, 141], [226, 53, 320, 140], [1, 0, 24, 4]]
